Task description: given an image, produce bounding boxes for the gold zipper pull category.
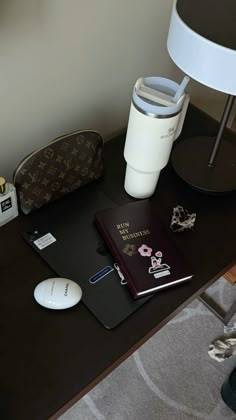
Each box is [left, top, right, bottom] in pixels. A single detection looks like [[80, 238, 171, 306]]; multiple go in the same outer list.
[[0, 177, 6, 194]]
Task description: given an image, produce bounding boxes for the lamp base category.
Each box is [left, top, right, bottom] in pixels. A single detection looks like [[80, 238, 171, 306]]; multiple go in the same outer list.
[[171, 136, 236, 194]]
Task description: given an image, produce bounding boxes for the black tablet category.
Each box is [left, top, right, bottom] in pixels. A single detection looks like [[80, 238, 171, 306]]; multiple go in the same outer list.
[[24, 183, 151, 329]]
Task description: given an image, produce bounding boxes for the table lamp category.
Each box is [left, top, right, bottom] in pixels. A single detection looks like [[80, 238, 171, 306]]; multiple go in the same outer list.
[[167, 0, 236, 193]]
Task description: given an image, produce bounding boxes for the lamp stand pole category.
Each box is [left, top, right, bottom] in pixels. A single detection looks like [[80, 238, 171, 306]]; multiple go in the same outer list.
[[171, 95, 236, 194], [208, 95, 235, 166]]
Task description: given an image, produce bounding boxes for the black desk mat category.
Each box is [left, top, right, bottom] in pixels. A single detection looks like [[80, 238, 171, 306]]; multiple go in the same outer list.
[[24, 183, 151, 328]]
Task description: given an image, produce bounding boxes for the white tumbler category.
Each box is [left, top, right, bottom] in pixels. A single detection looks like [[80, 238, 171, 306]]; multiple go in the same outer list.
[[124, 76, 189, 199]]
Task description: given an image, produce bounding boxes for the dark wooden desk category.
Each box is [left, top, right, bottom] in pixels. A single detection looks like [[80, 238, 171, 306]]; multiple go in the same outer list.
[[1, 105, 236, 420]]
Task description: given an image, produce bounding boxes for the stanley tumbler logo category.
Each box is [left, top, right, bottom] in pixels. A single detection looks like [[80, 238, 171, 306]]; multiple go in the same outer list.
[[161, 126, 176, 139]]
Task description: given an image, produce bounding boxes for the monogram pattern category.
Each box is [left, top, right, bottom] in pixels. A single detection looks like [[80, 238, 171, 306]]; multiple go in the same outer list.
[[14, 130, 104, 214]]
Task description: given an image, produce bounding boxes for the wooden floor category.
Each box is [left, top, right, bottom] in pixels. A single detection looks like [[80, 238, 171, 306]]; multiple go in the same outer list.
[[227, 116, 236, 284], [224, 266, 236, 285], [225, 116, 236, 284]]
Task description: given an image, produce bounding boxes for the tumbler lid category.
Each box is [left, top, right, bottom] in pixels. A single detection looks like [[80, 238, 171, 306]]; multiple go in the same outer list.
[[133, 76, 186, 117]]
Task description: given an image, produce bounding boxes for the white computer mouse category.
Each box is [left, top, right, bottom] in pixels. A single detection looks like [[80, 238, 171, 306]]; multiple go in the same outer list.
[[34, 277, 82, 309]]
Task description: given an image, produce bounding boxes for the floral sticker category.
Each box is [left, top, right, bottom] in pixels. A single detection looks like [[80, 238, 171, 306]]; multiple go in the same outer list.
[[123, 243, 137, 256], [138, 244, 152, 257]]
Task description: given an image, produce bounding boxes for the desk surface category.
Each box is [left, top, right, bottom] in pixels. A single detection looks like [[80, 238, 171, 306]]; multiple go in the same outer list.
[[1, 105, 236, 420]]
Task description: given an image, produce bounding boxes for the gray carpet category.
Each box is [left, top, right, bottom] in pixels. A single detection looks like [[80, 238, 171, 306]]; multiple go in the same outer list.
[[60, 277, 236, 420]]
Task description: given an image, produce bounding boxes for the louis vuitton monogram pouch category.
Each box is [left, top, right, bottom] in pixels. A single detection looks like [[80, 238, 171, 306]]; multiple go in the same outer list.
[[13, 130, 104, 214]]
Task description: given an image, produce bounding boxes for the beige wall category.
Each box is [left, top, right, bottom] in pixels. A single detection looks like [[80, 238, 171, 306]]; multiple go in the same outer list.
[[0, 0, 226, 180]]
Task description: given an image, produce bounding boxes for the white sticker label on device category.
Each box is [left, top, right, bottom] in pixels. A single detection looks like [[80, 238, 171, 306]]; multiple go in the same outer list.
[[34, 233, 56, 250]]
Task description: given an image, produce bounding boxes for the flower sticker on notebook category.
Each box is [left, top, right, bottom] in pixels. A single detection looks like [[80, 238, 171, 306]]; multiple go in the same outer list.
[[123, 243, 137, 256], [138, 244, 152, 257]]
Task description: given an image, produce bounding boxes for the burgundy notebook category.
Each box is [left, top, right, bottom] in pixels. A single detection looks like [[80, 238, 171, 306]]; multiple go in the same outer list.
[[95, 199, 193, 298]]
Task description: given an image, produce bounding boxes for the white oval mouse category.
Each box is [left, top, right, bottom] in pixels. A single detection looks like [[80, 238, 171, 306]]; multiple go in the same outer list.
[[34, 277, 82, 309]]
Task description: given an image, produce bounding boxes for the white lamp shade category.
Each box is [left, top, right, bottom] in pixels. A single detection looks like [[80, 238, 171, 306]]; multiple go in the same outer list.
[[167, 0, 236, 95]]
